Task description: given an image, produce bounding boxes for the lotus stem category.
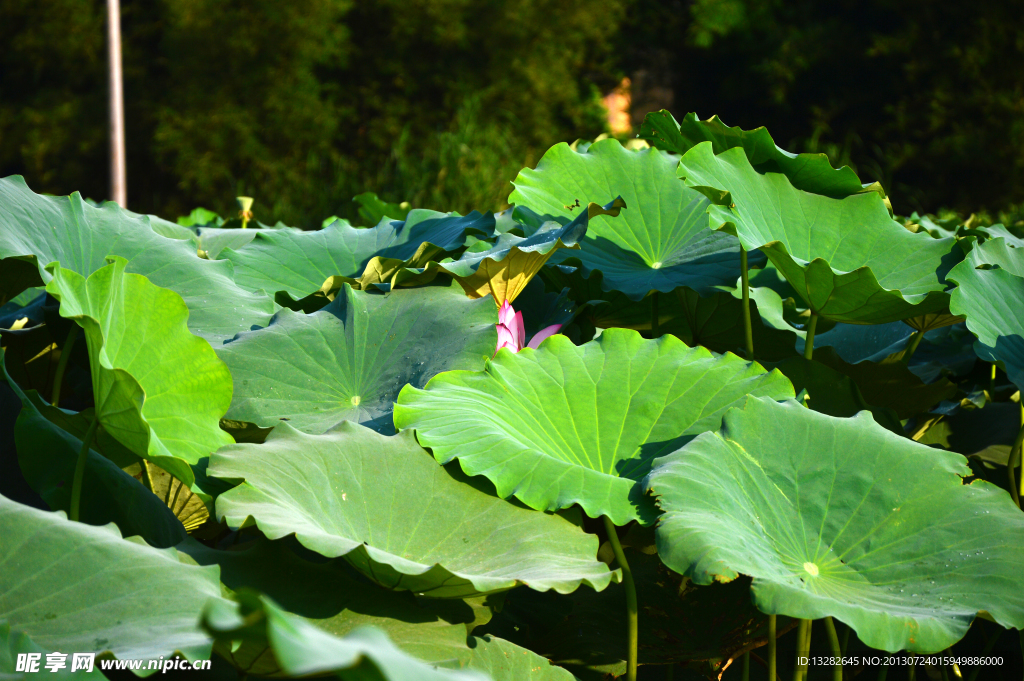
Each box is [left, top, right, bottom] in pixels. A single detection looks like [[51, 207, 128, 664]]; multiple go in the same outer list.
[[666, 664, 673, 680], [602, 516, 637, 681], [51, 324, 79, 408], [990, 363, 997, 392], [803, 314, 819, 361], [824, 617, 842, 681], [966, 622, 998, 681], [839, 622, 850, 655], [876, 660, 888, 681], [1008, 405, 1024, 509], [902, 330, 924, 366], [651, 291, 660, 339], [140, 459, 156, 494], [907, 657, 915, 681], [69, 417, 100, 522], [793, 619, 811, 681], [769, 614, 777, 681], [742, 651, 750, 681], [740, 246, 754, 359]]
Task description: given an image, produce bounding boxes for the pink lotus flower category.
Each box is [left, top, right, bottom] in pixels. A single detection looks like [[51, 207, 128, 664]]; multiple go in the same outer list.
[[495, 300, 562, 355]]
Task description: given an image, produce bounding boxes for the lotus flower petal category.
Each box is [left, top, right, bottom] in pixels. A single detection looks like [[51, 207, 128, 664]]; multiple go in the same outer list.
[[527, 324, 562, 349], [495, 323, 521, 354], [513, 310, 526, 348]]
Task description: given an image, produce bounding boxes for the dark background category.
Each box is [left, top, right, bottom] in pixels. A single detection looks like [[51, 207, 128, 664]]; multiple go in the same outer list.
[[2, 0, 1023, 227]]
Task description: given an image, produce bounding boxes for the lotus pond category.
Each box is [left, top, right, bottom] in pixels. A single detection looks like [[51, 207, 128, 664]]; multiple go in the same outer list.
[[3, 111, 1024, 681]]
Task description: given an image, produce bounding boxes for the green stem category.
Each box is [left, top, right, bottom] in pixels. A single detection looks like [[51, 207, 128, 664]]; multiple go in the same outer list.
[[966, 623, 998, 681], [876, 659, 888, 681], [768, 615, 777, 681], [1008, 406, 1024, 509], [990, 363, 997, 393], [803, 314, 819, 361], [140, 459, 156, 494], [603, 516, 637, 681], [824, 617, 842, 681], [69, 417, 100, 522], [839, 623, 850, 656], [793, 619, 810, 681], [907, 657, 915, 681], [740, 246, 754, 359], [51, 324, 79, 408], [741, 651, 749, 681], [665, 664, 673, 680], [902, 330, 924, 366], [651, 292, 660, 339]]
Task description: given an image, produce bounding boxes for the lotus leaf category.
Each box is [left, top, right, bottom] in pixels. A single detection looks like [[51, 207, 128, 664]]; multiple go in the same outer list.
[[0, 176, 276, 343], [201, 593, 486, 681], [646, 397, 1024, 652], [509, 139, 759, 300], [43, 258, 234, 488], [217, 282, 495, 435], [394, 328, 794, 525], [948, 245, 1024, 392], [437, 198, 625, 304], [1, 622, 101, 680], [677, 143, 959, 323], [639, 110, 883, 201], [211, 421, 616, 598], [0, 494, 222, 663], [221, 210, 494, 299]]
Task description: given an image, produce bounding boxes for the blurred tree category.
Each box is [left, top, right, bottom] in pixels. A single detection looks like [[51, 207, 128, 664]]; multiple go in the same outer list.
[[617, 0, 1024, 215]]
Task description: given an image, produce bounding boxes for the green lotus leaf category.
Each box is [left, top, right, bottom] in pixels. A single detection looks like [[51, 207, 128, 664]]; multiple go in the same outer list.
[[437, 198, 625, 304], [179, 537, 489, 672], [459, 635, 575, 681], [677, 143, 959, 323], [509, 139, 760, 300], [961, 236, 1024, 276], [948, 244, 1024, 392], [220, 211, 494, 299], [9, 377, 187, 548], [645, 397, 1024, 652], [44, 258, 235, 488], [1, 621, 102, 680], [639, 110, 883, 201], [211, 421, 616, 598], [217, 282, 495, 435], [394, 328, 794, 525], [201, 592, 486, 681], [0, 494, 222, 664], [0, 176, 276, 343]]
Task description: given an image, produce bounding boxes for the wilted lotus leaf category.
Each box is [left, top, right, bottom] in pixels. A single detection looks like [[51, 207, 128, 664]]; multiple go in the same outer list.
[[646, 397, 1024, 652], [395, 329, 794, 525], [211, 421, 617, 598]]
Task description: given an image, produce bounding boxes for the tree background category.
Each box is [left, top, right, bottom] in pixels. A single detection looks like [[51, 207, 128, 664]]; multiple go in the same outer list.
[[2, 0, 1022, 227]]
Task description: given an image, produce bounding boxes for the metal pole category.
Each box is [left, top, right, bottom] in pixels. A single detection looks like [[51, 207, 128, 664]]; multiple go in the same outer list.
[[108, 0, 126, 207]]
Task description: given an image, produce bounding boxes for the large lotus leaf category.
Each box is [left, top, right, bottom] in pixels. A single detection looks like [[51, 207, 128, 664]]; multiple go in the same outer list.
[[12, 384, 187, 548], [677, 144, 959, 323], [201, 593, 486, 681], [217, 282, 495, 435], [0, 495, 222, 664], [221, 211, 494, 299], [394, 329, 794, 525], [0, 176, 276, 343], [509, 139, 760, 300], [458, 636, 575, 681], [640, 111, 882, 200], [438, 198, 625, 304], [211, 421, 616, 598], [948, 246, 1024, 392], [961, 236, 1024, 276], [645, 397, 1024, 653], [1, 622, 102, 680], [44, 258, 235, 488]]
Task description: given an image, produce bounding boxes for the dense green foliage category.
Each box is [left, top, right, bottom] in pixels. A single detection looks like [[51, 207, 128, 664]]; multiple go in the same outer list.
[[4, 107, 1024, 680], [3, 0, 1023, 227]]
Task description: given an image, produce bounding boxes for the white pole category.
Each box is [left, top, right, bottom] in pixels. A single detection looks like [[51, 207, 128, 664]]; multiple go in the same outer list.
[[108, 0, 126, 207]]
